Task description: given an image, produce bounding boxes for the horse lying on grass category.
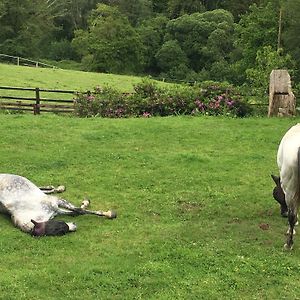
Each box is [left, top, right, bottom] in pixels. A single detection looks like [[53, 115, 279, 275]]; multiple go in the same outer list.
[[0, 174, 116, 236]]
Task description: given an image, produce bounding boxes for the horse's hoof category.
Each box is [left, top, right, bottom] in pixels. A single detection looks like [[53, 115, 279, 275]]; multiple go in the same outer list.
[[284, 243, 293, 251], [107, 210, 117, 219], [56, 185, 66, 193], [81, 198, 90, 209]]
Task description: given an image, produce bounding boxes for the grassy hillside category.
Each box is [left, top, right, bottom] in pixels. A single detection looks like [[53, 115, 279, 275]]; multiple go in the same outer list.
[[0, 63, 167, 93], [0, 114, 300, 299]]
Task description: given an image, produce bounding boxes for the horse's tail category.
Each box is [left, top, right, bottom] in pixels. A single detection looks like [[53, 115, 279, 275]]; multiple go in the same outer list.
[[298, 147, 300, 204]]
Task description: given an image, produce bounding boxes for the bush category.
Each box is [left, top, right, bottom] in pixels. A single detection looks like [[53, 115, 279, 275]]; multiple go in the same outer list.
[[74, 79, 252, 118]]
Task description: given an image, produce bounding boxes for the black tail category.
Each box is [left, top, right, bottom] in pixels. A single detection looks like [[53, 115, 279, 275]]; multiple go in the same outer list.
[[298, 147, 300, 200], [286, 147, 300, 249]]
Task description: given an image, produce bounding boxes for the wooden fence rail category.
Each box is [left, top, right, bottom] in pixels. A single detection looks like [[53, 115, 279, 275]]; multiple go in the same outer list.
[[0, 86, 76, 114]]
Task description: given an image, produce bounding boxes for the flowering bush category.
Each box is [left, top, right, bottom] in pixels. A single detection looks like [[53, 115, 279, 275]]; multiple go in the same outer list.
[[74, 80, 251, 118]]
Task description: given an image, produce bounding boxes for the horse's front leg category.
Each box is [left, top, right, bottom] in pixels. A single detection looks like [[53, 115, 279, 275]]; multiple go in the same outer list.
[[39, 185, 65, 194]]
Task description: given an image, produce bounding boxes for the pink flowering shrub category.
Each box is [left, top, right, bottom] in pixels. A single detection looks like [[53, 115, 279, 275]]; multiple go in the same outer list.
[[74, 80, 251, 118]]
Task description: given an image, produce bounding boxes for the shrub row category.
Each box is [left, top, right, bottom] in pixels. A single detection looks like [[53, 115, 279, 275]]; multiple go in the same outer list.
[[74, 80, 252, 118]]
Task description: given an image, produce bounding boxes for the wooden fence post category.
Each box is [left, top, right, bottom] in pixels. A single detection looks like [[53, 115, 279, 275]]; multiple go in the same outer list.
[[34, 87, 40, 115], [268, 70, 296, 117]]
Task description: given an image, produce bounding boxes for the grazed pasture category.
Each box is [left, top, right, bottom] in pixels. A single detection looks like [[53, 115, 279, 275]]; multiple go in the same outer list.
[[0, 63, 171, 92], [0, 114, 299, 299]]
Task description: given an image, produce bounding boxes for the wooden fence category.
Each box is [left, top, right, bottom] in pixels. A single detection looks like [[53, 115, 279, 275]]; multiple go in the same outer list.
[[0, 86, 75, 114], [0, 54, 57, 69]]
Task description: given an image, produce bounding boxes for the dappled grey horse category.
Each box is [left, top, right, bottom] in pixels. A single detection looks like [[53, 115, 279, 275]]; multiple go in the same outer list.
[[0, 174, 116, 236]]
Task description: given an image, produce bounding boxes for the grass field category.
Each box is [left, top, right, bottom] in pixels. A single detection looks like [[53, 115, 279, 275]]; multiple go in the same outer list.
[[0, 63, 168, 92], [0, 114, 300, 299]]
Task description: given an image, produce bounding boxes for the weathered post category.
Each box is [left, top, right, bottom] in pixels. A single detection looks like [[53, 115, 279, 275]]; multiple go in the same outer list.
[[268, 70, 296, 117], [34, 87, 40, 115]]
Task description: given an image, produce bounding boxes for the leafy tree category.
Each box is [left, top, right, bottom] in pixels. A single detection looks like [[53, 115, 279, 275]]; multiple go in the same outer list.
[[155, 40, 188, 72], [282, 0, 300, 80], [152, 0, 168, 14], [218, 0, 265, 20], [0, 0, 57, 57], [162, 9, 235, 80], [246, 46, 295, 98], [234, 2, 280, 73], [137, 15, 168, 73], [167, 0, 205, 18], [72, 4, 144, 73], [98, 0, 153, 25], [116, 0, 153, 25]]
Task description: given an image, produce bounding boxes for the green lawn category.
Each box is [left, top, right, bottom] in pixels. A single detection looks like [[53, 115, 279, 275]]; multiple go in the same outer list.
[[0, 114, 299, 299]]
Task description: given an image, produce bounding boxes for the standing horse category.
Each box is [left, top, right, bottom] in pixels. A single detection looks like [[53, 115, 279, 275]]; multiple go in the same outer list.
[[275, 124, 300, 249]]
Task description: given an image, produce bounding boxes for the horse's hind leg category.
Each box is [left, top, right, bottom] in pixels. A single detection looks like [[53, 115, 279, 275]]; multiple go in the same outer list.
[[39, 185, 65, 194], [57, 198, 117, 219], [285, 207, 298, 250]]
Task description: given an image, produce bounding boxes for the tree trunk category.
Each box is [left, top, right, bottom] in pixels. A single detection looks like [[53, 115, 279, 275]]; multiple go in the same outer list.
[[268, 70, 296, 117]]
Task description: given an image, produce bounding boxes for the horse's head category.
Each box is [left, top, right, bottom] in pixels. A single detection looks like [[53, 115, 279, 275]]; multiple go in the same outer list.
[[271, 174, 288, 217], [31, 219, 76, 236]]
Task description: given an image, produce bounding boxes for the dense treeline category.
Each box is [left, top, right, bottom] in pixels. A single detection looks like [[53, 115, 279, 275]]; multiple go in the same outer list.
[[0, 0, 300, 96]]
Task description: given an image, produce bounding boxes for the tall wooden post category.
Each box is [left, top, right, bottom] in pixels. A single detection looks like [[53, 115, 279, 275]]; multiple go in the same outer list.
[[277, 8, 282, 52], [268, 70, 296, 117], [34, 87, 40, 115]]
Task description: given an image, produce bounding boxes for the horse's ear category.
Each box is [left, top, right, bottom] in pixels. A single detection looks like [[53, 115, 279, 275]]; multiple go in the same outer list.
[[271, 174, 280, 185], [31, 219, 38, 225]]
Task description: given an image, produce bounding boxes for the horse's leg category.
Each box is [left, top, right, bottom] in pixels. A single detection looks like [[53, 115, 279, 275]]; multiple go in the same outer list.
[[39, 185, 65, 194], [285, 206, 298, 250], [57, 198, 117, 219]]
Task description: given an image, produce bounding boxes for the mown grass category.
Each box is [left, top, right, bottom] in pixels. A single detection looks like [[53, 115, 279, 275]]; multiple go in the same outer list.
[[0, 114, 300, 299]]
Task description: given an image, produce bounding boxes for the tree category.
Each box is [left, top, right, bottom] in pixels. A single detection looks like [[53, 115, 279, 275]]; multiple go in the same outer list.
[[282, 0, 300, 80], [246, 46, 295, 98], [72, 4, 144, 73], [0, 0, 58, 58], [162, 9, 235, 80], [137, 15, 168, 73], [152, 0, 168, 14], [219, 0, 265, 20], [167, 0, 205, 18], [116, 0, 153, 26], [233, 1, 281, 83], [155, 40, 188, 72]]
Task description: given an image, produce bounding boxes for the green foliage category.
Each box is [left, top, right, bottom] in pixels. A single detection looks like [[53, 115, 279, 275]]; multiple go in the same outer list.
[[0, 0, 56, 58], [113, 0, 153, 26], [47, 39, 79, 61], [162, 9, 235, 80], [234, 2, 280, 78], [74, 79, 251, 118], [245, 46, 295, 99], [72, 4, 144, 73], [282, 0, 300, 81], [155, 40, 188, 72], [167, 0, 205, 18], [137, 15, 168, 72], [2, 0, 300, 94]]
